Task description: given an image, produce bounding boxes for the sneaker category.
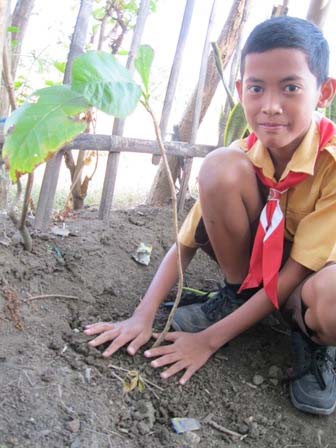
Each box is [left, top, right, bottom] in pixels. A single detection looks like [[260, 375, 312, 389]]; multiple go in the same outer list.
[[164, 286, 211, 309], [289, 330, 336, 415], [172, 284, 246, 333]]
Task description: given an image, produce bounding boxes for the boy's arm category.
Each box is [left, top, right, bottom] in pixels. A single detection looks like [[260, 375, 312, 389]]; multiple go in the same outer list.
[[133, 243, 196, 321], [84, 243, 196, 356], [145, 257, 311, 384], [203, 257, 311, 351]]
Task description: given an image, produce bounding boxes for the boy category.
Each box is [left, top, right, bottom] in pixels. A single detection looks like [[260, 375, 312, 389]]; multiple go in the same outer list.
[[85, 17, 336, 416]]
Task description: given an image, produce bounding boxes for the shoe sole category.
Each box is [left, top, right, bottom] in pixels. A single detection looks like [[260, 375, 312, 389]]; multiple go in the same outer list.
[[289, 384, 336, 416]]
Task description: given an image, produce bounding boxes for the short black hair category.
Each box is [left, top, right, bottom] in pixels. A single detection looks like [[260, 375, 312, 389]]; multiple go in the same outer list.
[[240, 16, 329, 85]]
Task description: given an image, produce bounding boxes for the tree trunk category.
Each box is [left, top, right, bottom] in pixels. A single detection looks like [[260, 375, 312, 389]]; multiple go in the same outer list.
[[63, 0, 93, 84], [147, 0, 249, 206], [0, 0, 10, 210], [0, 0, 9, 76], [62, 0, 93, 210], [0, 0, 35, 117], [0, 0, 10, 117], [306, 0, 332, 28], [10, 0, 35, 78]]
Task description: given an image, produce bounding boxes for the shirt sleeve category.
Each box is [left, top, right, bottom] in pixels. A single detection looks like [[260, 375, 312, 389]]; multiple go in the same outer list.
[[290, 161, 336, 270], [178, 200, 202, 248]]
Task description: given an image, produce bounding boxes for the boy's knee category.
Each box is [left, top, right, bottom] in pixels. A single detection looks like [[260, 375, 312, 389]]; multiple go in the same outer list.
[[302, 269, 336, 344], [198, 147, 255, 195]]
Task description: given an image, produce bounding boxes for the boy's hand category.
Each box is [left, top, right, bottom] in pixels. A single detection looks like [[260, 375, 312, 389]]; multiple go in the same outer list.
[[144, 331, 215, 385], [84, 314, 153, 357]]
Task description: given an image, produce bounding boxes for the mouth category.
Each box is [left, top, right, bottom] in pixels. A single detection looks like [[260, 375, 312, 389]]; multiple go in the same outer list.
[[258, 123, 288, 131]]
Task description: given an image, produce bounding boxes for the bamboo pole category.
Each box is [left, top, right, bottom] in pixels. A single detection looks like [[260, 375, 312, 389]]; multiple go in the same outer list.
[[151, 0, 195, 165], [34, 0, 93, 230], [177, 0, 219, 212], [0, 131, 216, 157], [98, 0, 150, 221]]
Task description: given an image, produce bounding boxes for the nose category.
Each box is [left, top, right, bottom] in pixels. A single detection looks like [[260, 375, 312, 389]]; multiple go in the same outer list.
[[261, 92, 283, 115]]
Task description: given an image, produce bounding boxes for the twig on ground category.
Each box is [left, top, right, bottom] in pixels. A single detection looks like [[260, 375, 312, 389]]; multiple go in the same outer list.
[[205, 418, 246, 440], [83, 425, 125, 439], [141, 376, 164, 392], [23, 294, 79, 303], [23, 370, 35, 387], [269, 326, 290, 336], [108, 363, 164, 392], [110, 370, 124, 383], [143, 102, 184, 348]]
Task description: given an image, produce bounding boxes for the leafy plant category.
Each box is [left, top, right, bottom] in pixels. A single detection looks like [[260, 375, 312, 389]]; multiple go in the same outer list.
[[134, 44, 154, 101], [211, 42, 248, 146], [122, 369, 145, 393], [2, 51, 141, 250]]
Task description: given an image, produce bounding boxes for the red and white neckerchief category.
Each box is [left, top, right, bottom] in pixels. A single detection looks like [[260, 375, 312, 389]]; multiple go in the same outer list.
[[239, 116, 336, 309]]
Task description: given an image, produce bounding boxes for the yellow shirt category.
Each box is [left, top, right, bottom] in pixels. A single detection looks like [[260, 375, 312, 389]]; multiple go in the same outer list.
[[178, 119, 336, 271]]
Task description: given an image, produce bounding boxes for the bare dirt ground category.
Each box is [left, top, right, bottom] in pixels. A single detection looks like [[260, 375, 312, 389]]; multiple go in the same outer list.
[[0, 203, 335, 448]]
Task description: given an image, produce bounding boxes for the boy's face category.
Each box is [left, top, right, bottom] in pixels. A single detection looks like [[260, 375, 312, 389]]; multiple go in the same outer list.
[[236, 48, 333, 156]]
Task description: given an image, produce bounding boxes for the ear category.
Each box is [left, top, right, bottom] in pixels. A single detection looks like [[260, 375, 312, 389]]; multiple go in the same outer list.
[[317, 78, 336, 108], [235, 80, 243, 103]]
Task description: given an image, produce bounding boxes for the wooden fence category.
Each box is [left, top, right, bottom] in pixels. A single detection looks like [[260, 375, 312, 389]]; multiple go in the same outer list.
[[1, 0, 239, 230]]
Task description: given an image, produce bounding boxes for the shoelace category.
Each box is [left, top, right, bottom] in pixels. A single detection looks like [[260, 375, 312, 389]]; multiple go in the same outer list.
[[202, 286, 242, 321], [291, 332, 335, 390]]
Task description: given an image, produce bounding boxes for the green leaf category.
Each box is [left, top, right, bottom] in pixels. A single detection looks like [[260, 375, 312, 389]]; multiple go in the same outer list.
[[44, 80, 61, 87], [326, 96, 336, 122], [150, 0, 158, 12], [3, 86, 89, 182], [223, 103, 248, 147], [211, 42, 235, 110], [14, 80, 24, 89], [71, 51, 141, 118], [7, 26, 19, 33], [92, 6, 106, 20], [135, 45, 154, 97], [118, 49, 129, 56], [54, 61, 66, 73]]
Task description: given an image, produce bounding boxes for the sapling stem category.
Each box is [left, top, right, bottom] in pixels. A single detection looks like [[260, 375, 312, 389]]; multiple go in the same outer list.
[[142, 100, 184, 348]]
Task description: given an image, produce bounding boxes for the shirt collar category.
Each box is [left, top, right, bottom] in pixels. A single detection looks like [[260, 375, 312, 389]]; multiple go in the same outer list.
[[242, 120, 321, 181]]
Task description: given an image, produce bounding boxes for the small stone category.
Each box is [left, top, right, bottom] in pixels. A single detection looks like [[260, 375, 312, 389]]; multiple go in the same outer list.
[[179, 431, 201, 446], [253, 374, 264, 386], [40, 368, 54, 382], [268, 365, 282, 379], [136, 421, 150, 435], [238, 423, 249, 434], [158, 427, 170, 444], [269, 378, 279, 386], [67, 419, 80, 433], [134, 400, 155, 429], [249, 421, 259, 438], [84, 368, 92, 384]]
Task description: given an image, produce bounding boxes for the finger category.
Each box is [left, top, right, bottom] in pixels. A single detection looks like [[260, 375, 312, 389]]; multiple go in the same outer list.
[[150, 353, 180, 369], [88, 328, 120, 347], [103, 334, 135, 357], [179, 365, 197, 385], [144, 344, 175, 359], [84, 322, 114, 335], [152, 332, 180, 342], [160, 360, 187, 380], [127, 333, 151, 356]]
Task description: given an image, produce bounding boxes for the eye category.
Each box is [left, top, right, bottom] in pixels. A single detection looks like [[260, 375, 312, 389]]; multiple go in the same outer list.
[[284, 84, 300, 93], [247, 85, 263, 94]]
